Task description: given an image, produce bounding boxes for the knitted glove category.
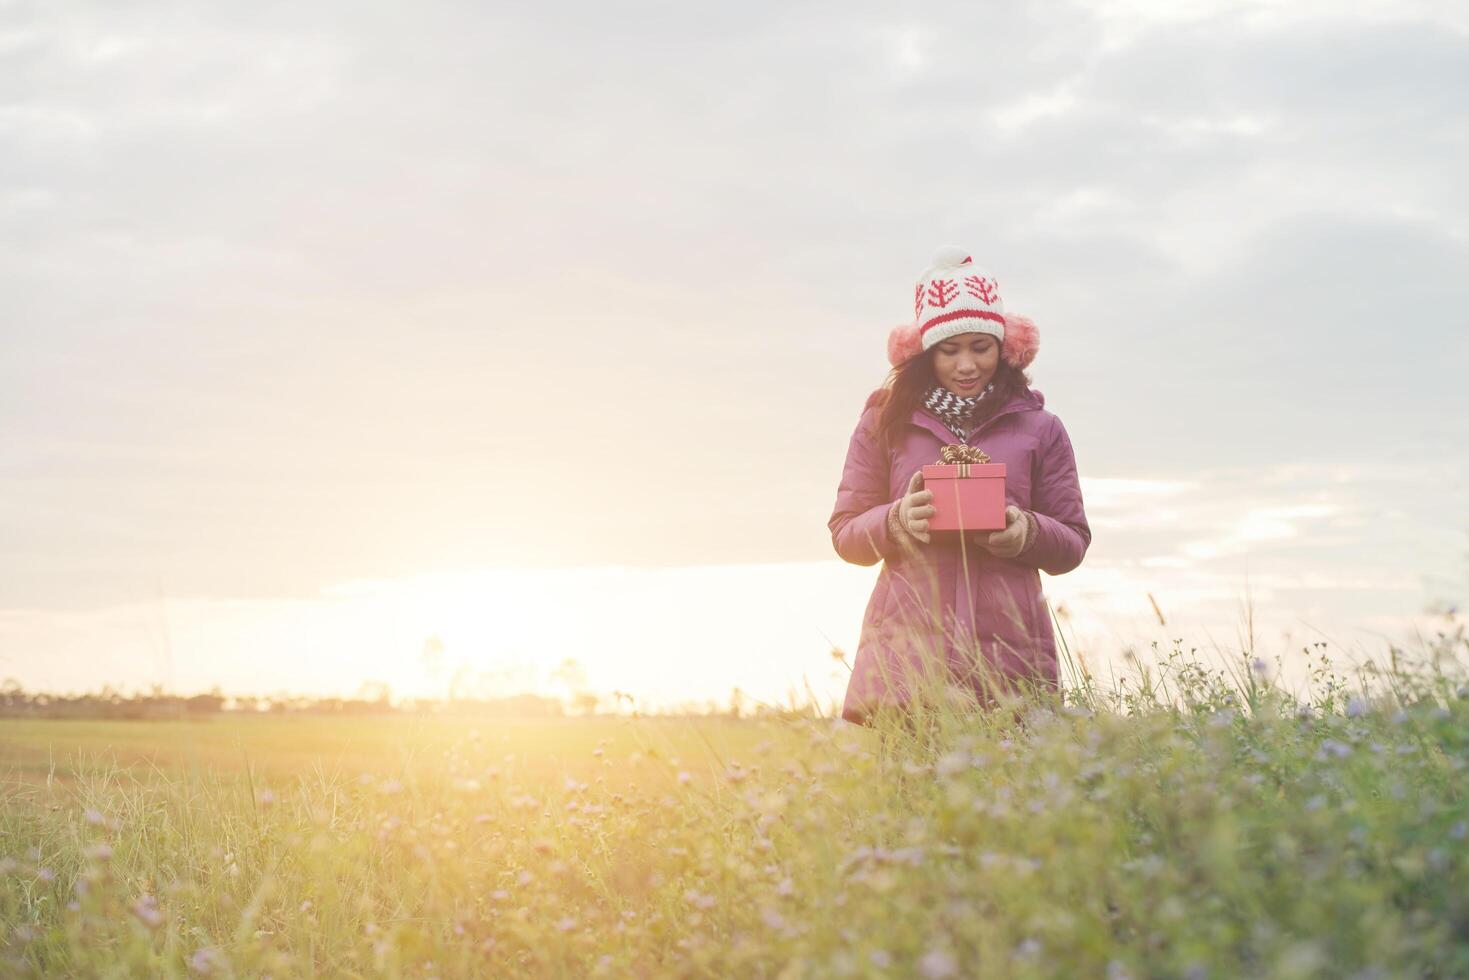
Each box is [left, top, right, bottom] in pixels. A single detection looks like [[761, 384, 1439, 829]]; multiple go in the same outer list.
[[975, 505, 1036, 559], [886, 499, 912, 547], [891, 470, 935, 545]]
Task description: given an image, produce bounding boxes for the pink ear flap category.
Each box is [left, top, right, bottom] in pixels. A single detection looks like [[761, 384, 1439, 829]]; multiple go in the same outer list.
[[887, 322, 922, 367], [1000, 313, 1039, 370]]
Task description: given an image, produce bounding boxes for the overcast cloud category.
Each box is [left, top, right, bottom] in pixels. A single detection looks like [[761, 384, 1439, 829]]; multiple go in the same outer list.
[[3, 0, 1466, 660]]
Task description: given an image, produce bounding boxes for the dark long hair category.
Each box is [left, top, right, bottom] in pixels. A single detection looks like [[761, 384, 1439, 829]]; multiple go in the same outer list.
[[870, 349, 1033, 453]]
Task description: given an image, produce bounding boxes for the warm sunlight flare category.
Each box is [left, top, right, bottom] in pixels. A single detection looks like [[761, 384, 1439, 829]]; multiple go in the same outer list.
[[3, 0, 1466, 973]]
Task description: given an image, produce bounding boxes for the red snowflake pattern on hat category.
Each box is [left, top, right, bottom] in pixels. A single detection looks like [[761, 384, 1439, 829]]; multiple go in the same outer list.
[[926, 279, 957, 308], [963, 275, 998, 304]]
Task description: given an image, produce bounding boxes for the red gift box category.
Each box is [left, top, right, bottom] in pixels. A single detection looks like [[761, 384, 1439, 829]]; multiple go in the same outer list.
[[920, 460, 1007, 532]]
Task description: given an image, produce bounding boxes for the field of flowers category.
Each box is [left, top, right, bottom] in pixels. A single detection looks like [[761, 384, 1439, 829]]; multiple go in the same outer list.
[[2, 624, 1468, 978]]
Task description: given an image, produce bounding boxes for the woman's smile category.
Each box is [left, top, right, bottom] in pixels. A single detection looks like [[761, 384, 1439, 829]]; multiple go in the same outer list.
[[931, 331, 1000, 396]]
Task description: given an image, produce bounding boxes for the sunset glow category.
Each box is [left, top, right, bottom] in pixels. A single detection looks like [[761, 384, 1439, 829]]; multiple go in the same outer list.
[[1, 0, 1463, 711]]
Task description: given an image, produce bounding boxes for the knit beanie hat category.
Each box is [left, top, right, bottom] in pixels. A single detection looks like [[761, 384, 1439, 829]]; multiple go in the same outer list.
[[886, 246, 1040, 371]]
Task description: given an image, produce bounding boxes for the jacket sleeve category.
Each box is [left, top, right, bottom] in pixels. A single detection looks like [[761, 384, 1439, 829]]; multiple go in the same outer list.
[[828, 406, 904, 567], [1014, 414, 1090, 575]]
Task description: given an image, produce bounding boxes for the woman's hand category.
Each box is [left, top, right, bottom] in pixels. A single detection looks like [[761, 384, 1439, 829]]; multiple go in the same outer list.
[[975, 505, 1033, 558], [893, 470, 936, 544]]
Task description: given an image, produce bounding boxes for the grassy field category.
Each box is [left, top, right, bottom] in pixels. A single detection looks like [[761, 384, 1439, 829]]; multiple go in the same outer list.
[[2, 628, 1468, 978]]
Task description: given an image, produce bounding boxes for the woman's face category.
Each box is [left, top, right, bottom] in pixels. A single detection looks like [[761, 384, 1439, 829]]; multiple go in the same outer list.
[[931, 331, 1000, 396]]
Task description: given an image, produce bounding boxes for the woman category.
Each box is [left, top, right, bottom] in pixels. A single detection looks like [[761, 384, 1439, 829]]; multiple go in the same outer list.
[[829, 247, 1090, 726]]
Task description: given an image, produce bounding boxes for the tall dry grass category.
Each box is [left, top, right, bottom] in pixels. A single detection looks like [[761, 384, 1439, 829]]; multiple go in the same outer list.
[[2, 610, 1467, 977]]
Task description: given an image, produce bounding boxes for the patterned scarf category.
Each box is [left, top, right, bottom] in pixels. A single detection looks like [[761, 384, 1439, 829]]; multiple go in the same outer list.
[[923, 382, 995, 441]]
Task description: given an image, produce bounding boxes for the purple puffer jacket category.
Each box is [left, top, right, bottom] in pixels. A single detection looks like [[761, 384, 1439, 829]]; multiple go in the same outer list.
[[828, 385, 1090, 724]]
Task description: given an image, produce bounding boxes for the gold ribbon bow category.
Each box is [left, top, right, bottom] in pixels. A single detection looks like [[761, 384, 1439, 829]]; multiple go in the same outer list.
[[936, 444, 991, 477]]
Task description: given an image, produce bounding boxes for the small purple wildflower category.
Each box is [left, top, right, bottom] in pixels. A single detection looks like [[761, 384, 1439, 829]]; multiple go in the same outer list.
[[919, 949, 958, 978], [188, 946, 226, 975], [131, 895, 164, 929]]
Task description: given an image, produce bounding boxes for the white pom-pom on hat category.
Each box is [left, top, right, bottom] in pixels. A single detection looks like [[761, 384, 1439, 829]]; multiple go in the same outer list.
[[927, 245, 974, 271]]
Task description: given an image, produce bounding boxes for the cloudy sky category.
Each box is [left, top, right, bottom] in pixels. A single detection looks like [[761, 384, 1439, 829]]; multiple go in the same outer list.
[[3, 0, 1466, 706]]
